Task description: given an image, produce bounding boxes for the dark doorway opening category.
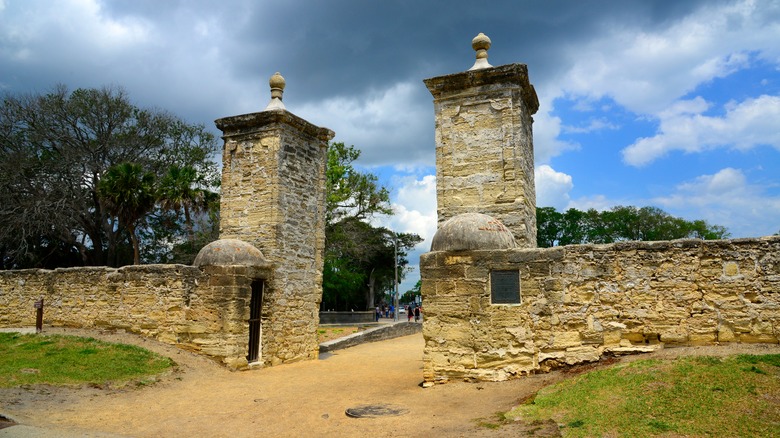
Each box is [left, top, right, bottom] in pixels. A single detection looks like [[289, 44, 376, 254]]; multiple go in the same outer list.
[[247, 280, 264, 363]]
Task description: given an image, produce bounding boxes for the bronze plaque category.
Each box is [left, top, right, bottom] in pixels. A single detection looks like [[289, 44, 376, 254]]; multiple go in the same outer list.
[[491, 270, 520, 304]]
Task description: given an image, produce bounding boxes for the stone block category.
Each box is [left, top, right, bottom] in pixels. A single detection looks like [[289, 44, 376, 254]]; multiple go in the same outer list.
[[551, 331, 581, 349], [738, 333, 778, 343], [563, 346, 601, 365], [689, 331, 717, 344]]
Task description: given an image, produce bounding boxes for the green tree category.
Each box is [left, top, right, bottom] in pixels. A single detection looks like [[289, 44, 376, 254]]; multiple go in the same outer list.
[[158, 164, 215, 245], [536, 206, 730, 248], [323, 216, 421, 311], [98, 163, 157, 265], [322, 142, 421, 311], [0, 85, 219, 268], [326, 142, 392, 223], [560, 208, 587, 245], [400, 279, 421, 305], [536, 207, 563, 247]]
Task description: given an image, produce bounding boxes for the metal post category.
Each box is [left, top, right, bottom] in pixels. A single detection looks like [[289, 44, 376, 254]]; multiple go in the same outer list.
[[393, 232, 399, 322]]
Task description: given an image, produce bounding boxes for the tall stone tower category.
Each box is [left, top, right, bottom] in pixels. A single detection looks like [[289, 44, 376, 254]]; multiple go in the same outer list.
[[215, 72, 334, 365], [424, 33, 539, 247]]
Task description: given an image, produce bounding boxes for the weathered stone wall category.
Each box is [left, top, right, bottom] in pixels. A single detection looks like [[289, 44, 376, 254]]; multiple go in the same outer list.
[[421, 237, 780, 383], [216, 110, 333, 366], [0, 264, 270, 369], [319, 311, 375, 325], [424, 64, 539, 247]]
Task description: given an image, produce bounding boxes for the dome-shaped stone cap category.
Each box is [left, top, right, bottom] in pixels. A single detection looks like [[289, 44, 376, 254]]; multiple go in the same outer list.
[[431, 213, 517, 251], [193, 239, 267, 267]]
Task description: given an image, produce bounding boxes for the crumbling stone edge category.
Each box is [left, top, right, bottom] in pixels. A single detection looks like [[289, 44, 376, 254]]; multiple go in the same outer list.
[[319, 322, 422, 353]]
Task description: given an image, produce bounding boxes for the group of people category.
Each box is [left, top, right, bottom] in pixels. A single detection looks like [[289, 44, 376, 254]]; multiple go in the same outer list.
[[374, 303, 422, 322], [406, 304, 421, 322], [375, 304, 394, 321]]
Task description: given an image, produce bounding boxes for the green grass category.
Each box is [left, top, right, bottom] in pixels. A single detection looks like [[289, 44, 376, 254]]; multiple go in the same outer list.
[[506, 354, 780, 437], [0, 332, 175, 388]]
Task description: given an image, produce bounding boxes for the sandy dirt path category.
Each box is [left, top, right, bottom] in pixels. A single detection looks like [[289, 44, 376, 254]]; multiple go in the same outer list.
[[1, 328, 562, 437], [2, 328, 779, 437]]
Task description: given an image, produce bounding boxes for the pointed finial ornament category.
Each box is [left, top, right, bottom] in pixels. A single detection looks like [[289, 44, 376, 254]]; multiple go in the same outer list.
[[264, 71, 286, 111], [468, 33, 493, 71]]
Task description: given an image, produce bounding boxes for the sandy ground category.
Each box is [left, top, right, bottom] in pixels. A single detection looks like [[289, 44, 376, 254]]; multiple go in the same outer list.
[[1, 327, 779, 437]]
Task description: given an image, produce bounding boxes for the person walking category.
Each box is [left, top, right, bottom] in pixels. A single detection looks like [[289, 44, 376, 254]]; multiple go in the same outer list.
[[414, 305, 420, 322], [407, 305, 413, 322]]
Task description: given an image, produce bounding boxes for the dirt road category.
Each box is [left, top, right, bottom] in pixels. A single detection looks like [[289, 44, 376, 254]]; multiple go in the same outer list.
[[1, 328, 778, 437]]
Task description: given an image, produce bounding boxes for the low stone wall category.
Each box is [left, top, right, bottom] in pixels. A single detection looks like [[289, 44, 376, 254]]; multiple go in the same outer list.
[[0, 264, 269, 369], [420, 236, 780, 383], [319, 321, 422, 352], [319, 311, 375, 325]]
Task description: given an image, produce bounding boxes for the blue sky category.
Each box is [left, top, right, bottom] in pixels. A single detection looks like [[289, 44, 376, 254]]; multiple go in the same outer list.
[[2, 0, 779, 293]]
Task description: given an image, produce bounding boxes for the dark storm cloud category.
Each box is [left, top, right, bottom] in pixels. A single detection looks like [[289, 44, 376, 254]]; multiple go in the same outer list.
[[216, 0, 721, 103], [0, 0, 731, 167]]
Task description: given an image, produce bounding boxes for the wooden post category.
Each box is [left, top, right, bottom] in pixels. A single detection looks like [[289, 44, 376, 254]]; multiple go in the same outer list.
[[34, 298, 43, 333]]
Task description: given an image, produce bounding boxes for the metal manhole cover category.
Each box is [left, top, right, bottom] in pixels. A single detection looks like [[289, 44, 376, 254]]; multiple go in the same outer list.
[[345, 404, 409, 418]]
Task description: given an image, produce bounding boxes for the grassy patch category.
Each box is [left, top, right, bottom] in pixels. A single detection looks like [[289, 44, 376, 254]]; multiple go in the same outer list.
[[317, 326, 362, 343], [507, 354, 780, 437], [0, 332, 175, 388], [474, 411, 511, 429]]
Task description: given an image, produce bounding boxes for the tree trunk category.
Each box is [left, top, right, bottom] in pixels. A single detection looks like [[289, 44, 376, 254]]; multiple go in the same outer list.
[[184, 204, 194, 244], [367, 268, 376, 310], [130, 225, 140, 265]]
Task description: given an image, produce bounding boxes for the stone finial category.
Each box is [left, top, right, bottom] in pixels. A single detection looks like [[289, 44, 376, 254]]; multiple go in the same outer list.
[[468, 33, 493, 71], [265, 71, 286, 111]]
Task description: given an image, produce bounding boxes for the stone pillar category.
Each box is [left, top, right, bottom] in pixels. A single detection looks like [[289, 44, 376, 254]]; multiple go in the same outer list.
[[215, 72, 334, 365], [424, 33, 540, 247]]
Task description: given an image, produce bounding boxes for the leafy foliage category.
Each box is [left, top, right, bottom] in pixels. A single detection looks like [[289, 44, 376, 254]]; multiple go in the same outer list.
[[98, 163, 157, 264], [326, 142, 392, 223], [322, 143, 421, 311], [536, 206, 730, 247], [400, 279, 421, 305], [0, 85, 219, 268]]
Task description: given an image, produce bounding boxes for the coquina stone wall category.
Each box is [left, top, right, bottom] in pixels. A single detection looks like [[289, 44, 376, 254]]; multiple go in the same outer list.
[[421, 236, 780, 383], [0, 264, 271, 369], [0, 75, 332, 371], [216, 105, 333, 366]]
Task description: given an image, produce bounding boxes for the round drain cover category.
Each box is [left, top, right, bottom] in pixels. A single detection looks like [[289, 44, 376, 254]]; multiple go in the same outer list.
[[345, 404, 409, 418]]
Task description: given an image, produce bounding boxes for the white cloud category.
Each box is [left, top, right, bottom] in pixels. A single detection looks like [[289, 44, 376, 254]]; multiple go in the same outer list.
[[533, 103, 579, 164], [535, 166, 780, 239], [559, 0, 780, 114], [374, 174, 437, 294], [622, 95, 780, 166], [534, 165, 572, 210], [562, 117, 619, 134], [384, 174, 437, 243], [652, 168, 780, 237]]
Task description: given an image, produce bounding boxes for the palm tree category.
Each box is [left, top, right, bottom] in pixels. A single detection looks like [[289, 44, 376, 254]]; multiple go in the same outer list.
[[157, 164, 209, 245], [97, 163, 156, 265]]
